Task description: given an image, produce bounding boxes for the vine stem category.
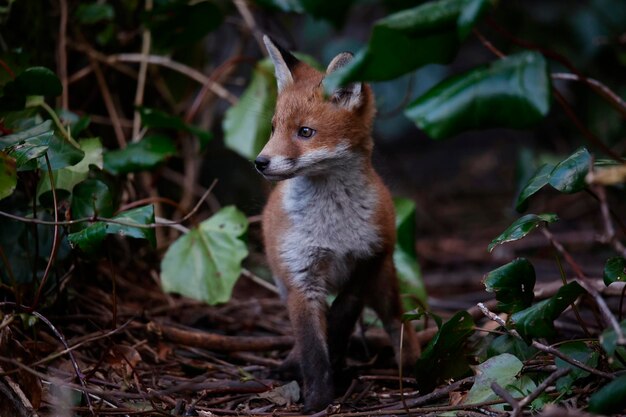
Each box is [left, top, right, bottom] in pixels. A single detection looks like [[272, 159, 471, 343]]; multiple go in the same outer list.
[[38, 101, 80, 148], [131, 0, 153, 142], [26, 154, 60, 312]]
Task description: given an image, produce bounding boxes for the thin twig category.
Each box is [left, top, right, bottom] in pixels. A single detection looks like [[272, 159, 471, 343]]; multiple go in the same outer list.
[[594, 184, 626, 257], [112, 54, 237, 104], [551, 72, 626, 119], [57, 0, 68, 111], [132, 0, 153, 141], [27, 154, 60, 312], [477, 303, 615, 380], [233, 0, 266, 54], [87, 54, 127, 148], [490, 382, 519, 410], [241, 268, 279, 294], [0, 179, 218, 230], [513, 368, 569, 416]]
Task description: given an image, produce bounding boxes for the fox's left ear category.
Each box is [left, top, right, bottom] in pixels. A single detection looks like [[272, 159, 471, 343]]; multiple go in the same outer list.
[[326, 52, 362, 110]]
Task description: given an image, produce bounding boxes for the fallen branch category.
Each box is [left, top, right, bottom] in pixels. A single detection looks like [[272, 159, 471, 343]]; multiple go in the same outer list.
[[147, 321, 294, 352]]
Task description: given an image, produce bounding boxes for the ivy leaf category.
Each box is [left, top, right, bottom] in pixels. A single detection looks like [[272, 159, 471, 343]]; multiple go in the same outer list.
[[138, 107, 211, 149], [224, 59, 276, 161], [603, 257, 626, 286], [324, 0, 492, 87], [488, 334, 537, 361], [415, 311, 474, 391], [515, 163, 554, 212], [0, 152, 17, 201], [405, 52, 551, 140], [488, 213, 558, 253], [160, 206, 249, 305], [464, 353, 523, 405], [483, 258, 535, 314], [599, 319, 626, 358], [548, 147, 591, 194], [67, 205, 156, 254], [0, 120, 54, 150], [2, 67, 62, 98], [104, 135, 177, 175], [393, 198, 427, 305], [37, 138, 102, 206], [70, 179, 114, 233], [588, 374, 626, 415], [510, 282, 585, 341], [555, 341, 599, 394]]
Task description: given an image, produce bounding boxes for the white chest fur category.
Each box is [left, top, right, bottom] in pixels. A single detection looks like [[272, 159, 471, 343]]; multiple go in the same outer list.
[[279, 164, 382, 291]]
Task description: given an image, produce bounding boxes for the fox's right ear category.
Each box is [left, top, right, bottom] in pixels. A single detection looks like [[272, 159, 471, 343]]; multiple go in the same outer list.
[[263, 35, 299, 93]]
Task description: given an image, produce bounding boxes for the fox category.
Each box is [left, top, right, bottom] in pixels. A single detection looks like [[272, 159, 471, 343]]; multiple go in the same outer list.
[[254, 35, 421, 411]]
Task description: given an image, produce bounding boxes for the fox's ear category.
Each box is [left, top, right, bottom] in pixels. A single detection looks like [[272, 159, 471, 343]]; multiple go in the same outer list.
[[326, 52, 362, 110], [263, 35, 299, 93]]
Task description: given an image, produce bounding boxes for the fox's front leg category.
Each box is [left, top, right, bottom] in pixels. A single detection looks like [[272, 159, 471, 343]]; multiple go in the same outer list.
[[286, 286, 334, 411]]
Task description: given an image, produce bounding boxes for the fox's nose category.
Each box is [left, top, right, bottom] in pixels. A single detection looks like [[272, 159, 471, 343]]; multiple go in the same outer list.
[[254, 156, 270, 172]]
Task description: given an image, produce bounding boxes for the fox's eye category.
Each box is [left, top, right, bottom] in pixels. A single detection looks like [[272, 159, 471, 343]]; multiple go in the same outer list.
[[297, 126, 316, 138]]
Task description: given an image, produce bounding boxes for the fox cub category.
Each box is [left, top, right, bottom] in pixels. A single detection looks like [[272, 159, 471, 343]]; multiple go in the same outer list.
[[254, 36, 421, 411]]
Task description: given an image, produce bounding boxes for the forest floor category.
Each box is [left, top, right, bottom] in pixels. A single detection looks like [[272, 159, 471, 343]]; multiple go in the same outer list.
[[1, 135, 622, 417]]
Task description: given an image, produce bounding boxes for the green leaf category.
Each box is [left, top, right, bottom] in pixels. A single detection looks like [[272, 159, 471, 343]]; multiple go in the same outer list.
[[144, 1, 223, 49], [415, 311, 474, 391], [0, 120, 54, 150], [599, 319, 626, 358], [224, 59, 276, 161], [70, 179, 114, 233], [604, 257, 626, 286], [464, 353, 523, 405], [483, 258, 535, 313], [138, 107, 211, 148], [555, 341, 599, 394], [160, 206, 249, 305], [548, 147, 591, 194], [510, 282, 585, 341], [36, 133, 84, 171], [67, 205, 156, 254], [457, 0, 491, 40], [103, 135, 177, 175], [488, 334, 537, 361], [37, 138, 102, 205], [257, 0, 354, 27], [325, 0, 492, 87], [393, 198, 427, 305], [0, 152, 16, 201], [405, 52, 551, 140], [588, 374, 626, 415], [488, 213, 558, 252], [75, 2, 114, 24], [57, 109, 91, 138], [515, 163, 554, 212], [2, 67, 62, 99]]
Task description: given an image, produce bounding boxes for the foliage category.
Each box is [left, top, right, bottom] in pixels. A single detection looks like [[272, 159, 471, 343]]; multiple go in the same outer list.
[[0, 0, 625, 414]]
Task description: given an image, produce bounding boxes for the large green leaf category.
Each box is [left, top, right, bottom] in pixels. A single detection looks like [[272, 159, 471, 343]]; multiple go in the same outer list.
[[393, 198, 426, 305], [515, 163, 554, 212], [70, 179, 114, 233], [588, 374, 626, 415], [2, 67, 62, 98], [487, 334, 537, 361], [0, 152, 16, 201], [555, 341, 599, 394], [548, 147, 591, 194], [483, 258, 535, 314], [223, 59, 276, 161], [604, 257, 626, 286], [144, 1, 222, 50], [0, 120, 54, 150], [104, 135, 176, 175], [510, 282, 585, 341], [160, 206, 249, 305], [67, 205, 156, 254], [405, 52, 551, 139], [138, 107, 211, 149], [415, 311, 474, 391], [325, 0, 491, 87], [257, 0, 354, 27], [37, 138, 102, 205], [464, 353, 523, 405], [488, 213, 558, 252]]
